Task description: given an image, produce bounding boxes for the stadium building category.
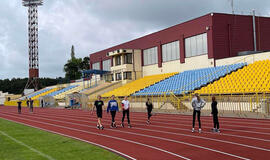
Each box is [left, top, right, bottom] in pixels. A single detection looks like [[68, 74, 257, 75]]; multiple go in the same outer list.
[[89, 13, 270, 81]]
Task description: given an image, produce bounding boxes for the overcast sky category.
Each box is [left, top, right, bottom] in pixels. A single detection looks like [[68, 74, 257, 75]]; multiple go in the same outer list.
[[0, 0, 269, 79]]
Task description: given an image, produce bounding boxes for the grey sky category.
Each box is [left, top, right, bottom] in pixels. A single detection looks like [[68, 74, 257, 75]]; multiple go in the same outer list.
[[0, 0, 269, 79]]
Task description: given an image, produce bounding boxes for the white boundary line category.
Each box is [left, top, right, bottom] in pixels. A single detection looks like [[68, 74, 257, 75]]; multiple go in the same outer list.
[[0, 114, 190, 160], [32, 109, 270, 130], [31, 111, 270, 136], [0, 117, 137, 160], [8, 110, 270, 142], [11, 111, 270, 152], [0, 130, 56, 160], [0, 112, 253, 160]]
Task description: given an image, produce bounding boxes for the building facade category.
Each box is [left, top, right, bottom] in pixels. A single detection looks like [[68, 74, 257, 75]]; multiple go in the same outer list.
[[89, 13, 270, 78]]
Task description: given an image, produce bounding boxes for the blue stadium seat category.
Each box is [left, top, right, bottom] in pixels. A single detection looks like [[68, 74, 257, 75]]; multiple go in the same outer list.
[[133, 63, 246, 95]]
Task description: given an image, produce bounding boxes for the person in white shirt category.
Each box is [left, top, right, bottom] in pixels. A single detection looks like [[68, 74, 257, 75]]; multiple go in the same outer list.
[[121, 96, 131, 128], [191, 93, 206, 133]]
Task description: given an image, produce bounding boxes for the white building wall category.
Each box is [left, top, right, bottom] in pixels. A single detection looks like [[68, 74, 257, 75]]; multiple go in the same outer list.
[[143, 55, 214, 76]]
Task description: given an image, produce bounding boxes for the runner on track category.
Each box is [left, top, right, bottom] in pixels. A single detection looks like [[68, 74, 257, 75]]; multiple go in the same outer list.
[[94, 95, 104, 130], [107, 95, 119, 128]]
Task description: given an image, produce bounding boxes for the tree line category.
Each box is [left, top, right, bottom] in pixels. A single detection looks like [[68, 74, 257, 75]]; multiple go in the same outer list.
[[0, 45, 90, 94]]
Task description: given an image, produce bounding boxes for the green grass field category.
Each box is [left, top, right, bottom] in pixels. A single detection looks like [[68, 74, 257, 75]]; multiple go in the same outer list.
[[0, 118, 124, 160]]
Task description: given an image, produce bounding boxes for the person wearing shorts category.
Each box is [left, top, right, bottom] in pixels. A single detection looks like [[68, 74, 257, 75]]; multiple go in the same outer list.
[[94, 95, 104, 130]]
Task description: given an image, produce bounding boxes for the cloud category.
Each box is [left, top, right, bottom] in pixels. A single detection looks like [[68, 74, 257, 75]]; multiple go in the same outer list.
[[0, 0, 269, 79]]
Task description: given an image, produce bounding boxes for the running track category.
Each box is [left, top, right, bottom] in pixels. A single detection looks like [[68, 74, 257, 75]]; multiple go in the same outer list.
[[0, 106, 270, 160]]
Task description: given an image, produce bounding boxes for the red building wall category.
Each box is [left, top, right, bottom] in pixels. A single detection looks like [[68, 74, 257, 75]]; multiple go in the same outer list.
[[89, 13, 270, 69], [90, 14, 213, 69], [212, 14, 270, 60]]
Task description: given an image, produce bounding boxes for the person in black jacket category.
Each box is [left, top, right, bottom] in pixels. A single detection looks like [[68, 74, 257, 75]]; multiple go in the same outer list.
[[211, 96, 220, 133], [146, 98, 153, 124]]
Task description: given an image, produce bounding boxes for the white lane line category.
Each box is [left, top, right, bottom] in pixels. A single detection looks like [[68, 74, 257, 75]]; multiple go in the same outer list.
[[0, 130, 56, 160], [0, 118, 136, 160], [14, 110, 270, 142], [38, 110, 270, 131], [32, 111, 270, 136], [0, 113, 190, 160], [16, 111, 270, 152], [0, 112, 253, 160]]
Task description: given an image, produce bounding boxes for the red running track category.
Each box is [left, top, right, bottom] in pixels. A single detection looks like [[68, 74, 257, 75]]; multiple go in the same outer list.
[[0, 106, 270, 160]]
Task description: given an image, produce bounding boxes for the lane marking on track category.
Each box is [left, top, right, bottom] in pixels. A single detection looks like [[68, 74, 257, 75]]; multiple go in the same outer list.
[[5, 110, 270, 143], [0, 114, 191, 160], [34, 109, 270, 130], [0, 112, 254, 160], [0, 118, 136, 160], [13, 110, 270, 152], [18, 111, 270, 152], [30, 111, 270, 136], [0, 130, 56, 160]]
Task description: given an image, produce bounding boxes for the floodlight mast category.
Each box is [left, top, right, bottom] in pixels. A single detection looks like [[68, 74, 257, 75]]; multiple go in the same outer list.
[[22, 0, 43, 91]]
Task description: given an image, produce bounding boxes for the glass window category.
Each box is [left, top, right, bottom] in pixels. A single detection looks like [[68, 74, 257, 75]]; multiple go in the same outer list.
[[162, 41, 180, 62], [115, 55, 121, 66], [92, 62, 100, 70], [185, 33, 208, 58], [102, 59, 111, 71], [124, 53, 132, 64], [123, 72, 132, 80], [143, 47, 158, 65], [116, 73, 122, 81]]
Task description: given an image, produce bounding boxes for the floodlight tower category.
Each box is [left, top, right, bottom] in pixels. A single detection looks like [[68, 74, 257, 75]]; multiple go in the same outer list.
[[22, 0, 43, 91]]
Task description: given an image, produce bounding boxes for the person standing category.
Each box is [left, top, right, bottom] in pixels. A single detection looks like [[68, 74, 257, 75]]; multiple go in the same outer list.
[[107, 95, 119, 128], [121, 96, 131, 128], [17, 100, 22, 114], [191, 93, 206, 133], [94, 95, 104, 130], [26, 98, 30, 108], [146, 98, 153, 124], [29, 98, 34, 113], [211, 96, 220, 133]]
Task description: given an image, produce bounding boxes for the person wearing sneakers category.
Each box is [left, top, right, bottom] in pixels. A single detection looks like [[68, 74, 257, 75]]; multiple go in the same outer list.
[[94, 95, 104, 130], [146, 98, 153, 124], [107, 95, 119, 128], [211, 96, 220, 133], [191, 93, 206, 133], [121, 96, 131, 128]]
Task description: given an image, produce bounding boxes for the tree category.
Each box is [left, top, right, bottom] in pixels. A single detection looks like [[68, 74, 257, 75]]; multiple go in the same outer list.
[[81, 56, 90, 70], [63, 46, 91, 80], [71, 45, 75, 59], [64, 58, 83, 80]]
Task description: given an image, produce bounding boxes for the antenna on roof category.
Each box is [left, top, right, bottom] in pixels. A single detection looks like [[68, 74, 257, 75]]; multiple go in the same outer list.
[[228, 0, 234, 14]]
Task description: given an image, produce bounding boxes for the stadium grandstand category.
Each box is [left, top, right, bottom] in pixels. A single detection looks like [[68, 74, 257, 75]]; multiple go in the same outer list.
[[3, 12, 270, 117]]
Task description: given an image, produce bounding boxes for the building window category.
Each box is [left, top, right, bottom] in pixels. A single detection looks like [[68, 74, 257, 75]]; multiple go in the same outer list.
[[116, 73, 122, 81], [123, 72, 132, 80], [162, 41, 180, 62], [115, 55, 121, 66], [185, 33, 208, 58], [102, 59, 111, 71], [124, 53, 132, 64], [143, 47, 158, 66], [92, 62, 100, 70]]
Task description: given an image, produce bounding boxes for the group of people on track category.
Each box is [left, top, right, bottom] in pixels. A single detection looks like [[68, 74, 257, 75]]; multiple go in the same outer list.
[[93, 95, 153, 130], [93, 93, 220, 133]]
